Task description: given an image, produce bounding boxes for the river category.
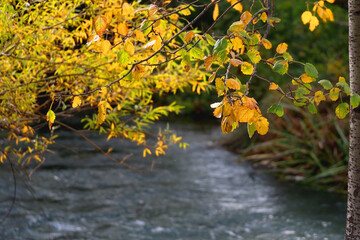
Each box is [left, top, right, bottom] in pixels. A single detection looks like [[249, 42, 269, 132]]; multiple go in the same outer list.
[[0, 122, 346, 239]]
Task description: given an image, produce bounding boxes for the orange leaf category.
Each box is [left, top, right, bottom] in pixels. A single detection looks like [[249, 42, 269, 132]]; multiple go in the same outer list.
[[226, 78, 241, 90], [93, 15, 108, 37], [213, 106, 223, 118], [213, 3, 219, 21], [300, 73, 314, 83], [269, 82, 279, 90], [203, 56, 213, 71], [276, 42, 288, 54], [184, 31, 195, 43]]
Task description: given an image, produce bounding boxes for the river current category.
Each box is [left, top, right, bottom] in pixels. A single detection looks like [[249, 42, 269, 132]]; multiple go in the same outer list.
[[0, 122, 346, 239]]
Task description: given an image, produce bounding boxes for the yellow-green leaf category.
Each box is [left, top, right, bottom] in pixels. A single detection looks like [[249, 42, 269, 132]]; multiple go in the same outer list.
[[329, 87, 341, 101], [241, 62, 253, 75], [46, 110, 56, 129], [335, 103, 349, 119]]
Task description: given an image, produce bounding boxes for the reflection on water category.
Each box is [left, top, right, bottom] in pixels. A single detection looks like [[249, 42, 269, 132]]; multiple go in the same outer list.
[[0, 122, 346, 239]]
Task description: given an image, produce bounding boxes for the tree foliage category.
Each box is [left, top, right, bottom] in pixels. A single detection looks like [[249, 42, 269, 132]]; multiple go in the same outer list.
[[0, 0, 357, 171]]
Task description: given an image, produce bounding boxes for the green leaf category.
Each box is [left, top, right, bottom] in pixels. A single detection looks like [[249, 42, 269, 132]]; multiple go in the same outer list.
[[318, 79, 333, 90], [351, 94, 360, 109], [140, 20, 152, 35], [336, 82, 351, 96], [205, 34, 216, 46], [267, 104, 284, 117], [117, 50, 130, 65], [247, 123, 256, 138], [305, 63, 318, 78], [335, 103, 349, 119], [295, 86, 310, 98], [273, 60, 288, 75], [190, 47, 204, 59], [308, 104, 318, 114], [213, 38, 228, 56]]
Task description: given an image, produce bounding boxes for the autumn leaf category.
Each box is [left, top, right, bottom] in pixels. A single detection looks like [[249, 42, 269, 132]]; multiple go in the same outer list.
[[213, 3, 219, 21], [329, 87, 341, 101], [247, 49, 261, 64], [262, 38, 272, 49], [203, 55, 213, 71], [276, 42, 288, 54], [46, 110, 56, 129], [226, 78, 241, 90], [72, 96, 82, 108], [232, 37, 244, 53], [97, 101, 106, 125], [101, 40, 112, 54], [241, 62, 254, 75], [335, 103, 349, 119], [148, 4, 158, 17], [124, 41, 135, 55], [309, 16, 320, 31], [254, 117, 269, 135], [300, 73, 314, 83], [269, 82, 279, 90], [230, 58, 242, 67], [118, 22, 128, 36], [185, 31, 195, 43], [93, 15, 108, 37], [301, 11, 312, 24], [314, 90, 326, 105], [213, 106, 223, 118]]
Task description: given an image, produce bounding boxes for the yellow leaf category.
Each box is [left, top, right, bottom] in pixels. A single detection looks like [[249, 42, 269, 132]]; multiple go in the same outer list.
[[329, 87, 341, 101], [326, 8, 334, 21], [213, 3, 219, 21], [100, 87, 107, 99], [260, 12, 267, 22], [72, 96, 82, 108], [101, 40, 112, 54], [240, 11, 252, 25], [235, 106, 256, 123], [276, 42, 288, 54], [254, 117, 269, 135], [133, 30, 145, 42], [326, 0, 335, 3], [232, 37, 244, 53], [184, 31, 195, 43], [226, 78, 241, 90], [314, 90, 326, 105], [97, 101, 106, 125], [93, 15, 108, 37], [213, 106, 222, 118], [124, 41, 135, 55], [301, 11, 312, 24], [309, 16, 319, 31], [230, 0, 243, 12], [269, 82, 279, 90], [300, 73, 314, 83], [230, 58, 242, 67], [319, 0, 325, 7], [241, 62, 254, 75], [117, 22, 128, 36], [143, 148, 152, 158], [262, 38, 272, 49]]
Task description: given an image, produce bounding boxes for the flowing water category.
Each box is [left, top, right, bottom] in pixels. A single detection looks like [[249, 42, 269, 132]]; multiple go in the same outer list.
[[0, 122, 346, 239]]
